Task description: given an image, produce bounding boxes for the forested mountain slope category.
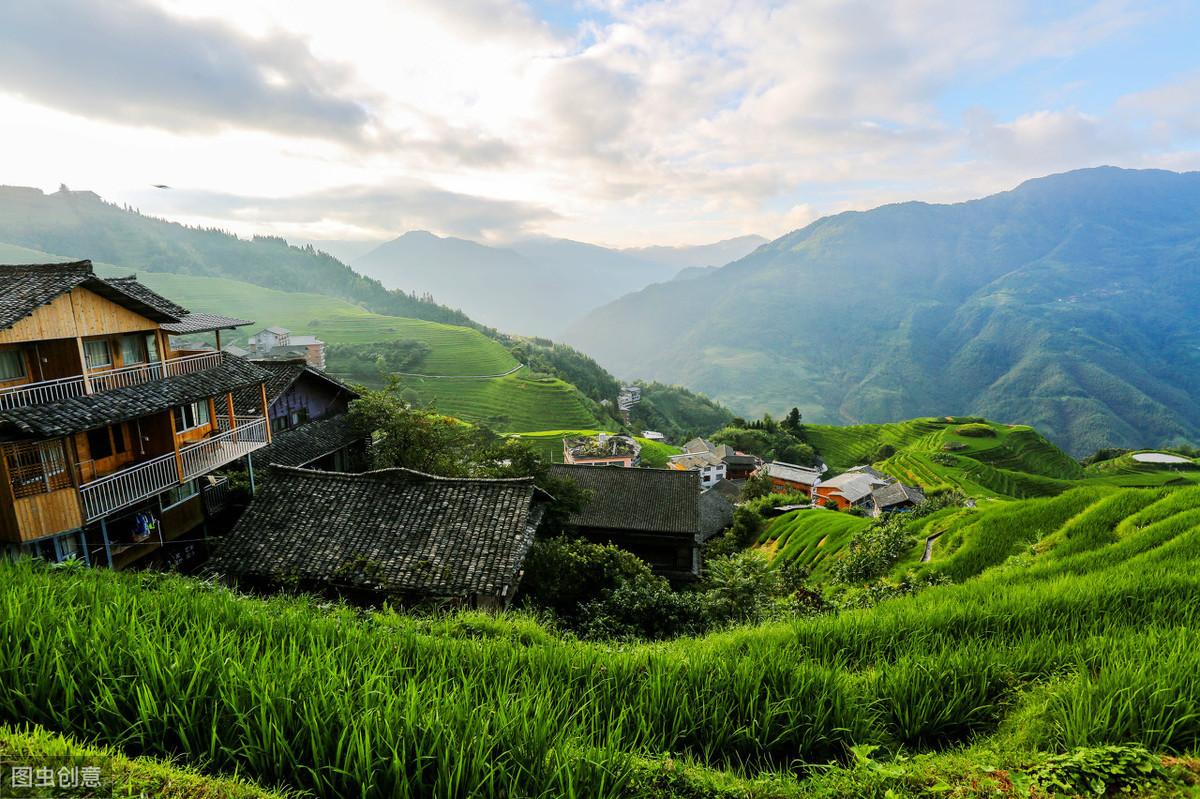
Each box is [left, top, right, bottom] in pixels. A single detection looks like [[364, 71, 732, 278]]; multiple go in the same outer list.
[[0, 186, 481, 330], [565, 167, 1200, 455]]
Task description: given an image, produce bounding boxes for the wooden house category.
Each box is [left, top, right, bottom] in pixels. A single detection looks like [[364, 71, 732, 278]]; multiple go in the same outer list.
[[548, 464, 707, 579], [0, 261, 271, 569], [232, 358, 367, 471], [760, 461, 824, 497]]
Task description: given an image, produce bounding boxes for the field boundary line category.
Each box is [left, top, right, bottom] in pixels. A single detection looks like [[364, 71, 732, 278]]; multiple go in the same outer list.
[[391, 363, 525, 380]]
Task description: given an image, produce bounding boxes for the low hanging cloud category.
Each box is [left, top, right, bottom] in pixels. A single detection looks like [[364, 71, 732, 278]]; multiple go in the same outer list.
[[0, 0, 375, 145], [138, 181, 559, 241]]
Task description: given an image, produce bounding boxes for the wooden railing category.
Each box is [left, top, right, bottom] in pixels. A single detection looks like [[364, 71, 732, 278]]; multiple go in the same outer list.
[[77, 415, 267, 521], [0, 351, 224, 410]]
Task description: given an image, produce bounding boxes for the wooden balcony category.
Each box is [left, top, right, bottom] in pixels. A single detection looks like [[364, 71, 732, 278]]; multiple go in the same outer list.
[[0, 351, 224, 410], [77, 415, 268, 522]]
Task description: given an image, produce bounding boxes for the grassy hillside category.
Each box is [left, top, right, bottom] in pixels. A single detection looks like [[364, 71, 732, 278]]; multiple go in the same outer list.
[[3, 488, 1200, 797], [515, 430, 683, 467], [564, 167, 1200, 456], [0, 187, 482, 329], [757, 511, 873, 579], [801, 416, 1086, 499], [395, 371, 601, 432]]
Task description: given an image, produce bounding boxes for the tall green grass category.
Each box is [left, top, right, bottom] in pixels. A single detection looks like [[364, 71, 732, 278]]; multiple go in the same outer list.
[[3, 486, 1199, 798]]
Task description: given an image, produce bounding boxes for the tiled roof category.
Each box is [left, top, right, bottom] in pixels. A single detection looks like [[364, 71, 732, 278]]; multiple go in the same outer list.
[[105, 275, 190, 316], [107, 275, 253, 334], [162, 312, 255, 334], [763, 461, 823, 486], [699, 487, 734, 539], [208, 466, 545, 601], [682, 437, 715, 454], [0, 355, 271, 439], [819, 472, 888, 503], [0, 262, 180, 332], [232, 359, 359, 415], [255, 415, 367, 468], [549, 464, 700, 534], [872, 482, 926, 509], [668, 451, 724, 470], [708, 478, 743, 502]]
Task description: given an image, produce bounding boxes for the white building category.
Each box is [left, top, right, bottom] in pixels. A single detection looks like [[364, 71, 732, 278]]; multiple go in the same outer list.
[[667, 450, 727, 488]]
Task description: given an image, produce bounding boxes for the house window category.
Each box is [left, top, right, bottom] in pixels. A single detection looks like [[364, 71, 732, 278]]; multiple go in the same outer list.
[[173, 401, 211, 432], [86, 427, 114, 460], [120, 335, 146, 365], [83, 339, 112, 369], [113, 423, 128, 455], [4, 440, 70, 497], [0, 349, 25, 381], [144, 334, 161, 363], [161, 479, 199, 510], [290, 408, 309, 427]]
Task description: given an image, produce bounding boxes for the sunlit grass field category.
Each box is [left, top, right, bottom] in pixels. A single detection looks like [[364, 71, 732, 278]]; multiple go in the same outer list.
[[3, 484, 1198, 798]]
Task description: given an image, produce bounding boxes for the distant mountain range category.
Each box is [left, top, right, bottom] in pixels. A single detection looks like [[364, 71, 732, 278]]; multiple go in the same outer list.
[[563, 167, 1200, 456], [351, 231, 766, 335]]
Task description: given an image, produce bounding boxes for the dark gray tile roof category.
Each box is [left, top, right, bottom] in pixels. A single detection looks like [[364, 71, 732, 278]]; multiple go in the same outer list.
[[105, 275, 190, 316], [0, 355, 271, 439], [107, 275, 253, 334], [549, 464, 700, 534], [872, 482, 926, 509], [256, 415, 367, 468], [699, 486, 734, 539], [0, 262, 181, 332], [232, 359, 359, 415], [208, 466, 544, 600], [708, 478, 743, 502], [162, 312, 255, 334]]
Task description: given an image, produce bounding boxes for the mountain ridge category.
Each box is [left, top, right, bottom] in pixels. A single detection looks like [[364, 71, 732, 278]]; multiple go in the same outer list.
[[352, 229, 766, 336], [562, 167, 1200, 456]]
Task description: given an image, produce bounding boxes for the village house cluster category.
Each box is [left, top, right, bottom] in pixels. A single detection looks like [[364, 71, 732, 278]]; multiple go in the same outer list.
[[759, 460, 925, 516]]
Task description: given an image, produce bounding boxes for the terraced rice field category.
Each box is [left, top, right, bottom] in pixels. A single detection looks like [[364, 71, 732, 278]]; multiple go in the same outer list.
[[98, 270, 517, 373], [757, 511, 872, 578], [4, 482, 1200, 798], [396, 371, 601, 433]]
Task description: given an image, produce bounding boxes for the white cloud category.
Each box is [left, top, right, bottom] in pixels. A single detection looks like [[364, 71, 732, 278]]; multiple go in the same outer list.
[[0, 0, 1194, 246]]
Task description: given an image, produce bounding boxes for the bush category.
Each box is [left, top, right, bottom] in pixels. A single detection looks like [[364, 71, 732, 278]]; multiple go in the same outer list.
[[1027, 745, 1168, 797], [953, 423, 997, 438], [578, 576, 703, 640], [518, 537, 651, 624], [830, 517, 916, 584]]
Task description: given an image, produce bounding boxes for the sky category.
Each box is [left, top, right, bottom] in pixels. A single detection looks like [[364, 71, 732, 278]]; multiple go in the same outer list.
[[2, 0, 1199, 248]]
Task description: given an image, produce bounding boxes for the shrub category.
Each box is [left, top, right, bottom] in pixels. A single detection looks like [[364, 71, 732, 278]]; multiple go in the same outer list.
[[518, 537, 653, 623], [831, 517, 916, 584], [953, 423, 997, 438], [1027, 745, 1168, 797]]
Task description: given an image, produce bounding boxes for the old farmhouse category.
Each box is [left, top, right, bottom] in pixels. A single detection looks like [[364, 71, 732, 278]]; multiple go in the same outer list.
[[549, 463, 721, 579], [0, 261, 270, 569], [233, 358, 367, 471]]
